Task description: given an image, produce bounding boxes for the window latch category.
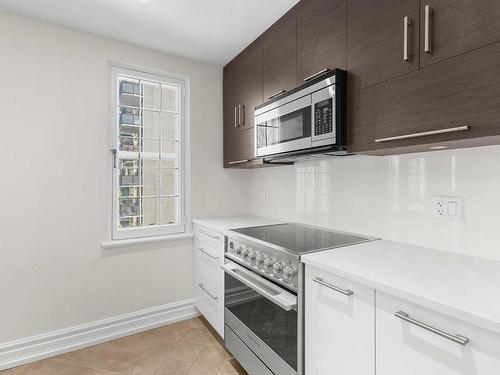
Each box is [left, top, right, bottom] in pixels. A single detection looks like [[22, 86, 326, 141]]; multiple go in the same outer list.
[[111, 149, 117, 168]]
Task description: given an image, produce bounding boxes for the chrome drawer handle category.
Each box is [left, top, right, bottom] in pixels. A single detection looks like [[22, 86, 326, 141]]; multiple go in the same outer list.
[[374, 126, 469, 143], [313, 277, 354, 296], [199, 229, 220, 239], [198, 247, 218, 260], [228, 159, 249, 165], [395, 311, 469, 345], [304, 68, 330, 82], [234, 106, 238, 128], [267, 89, 286, 100], [198, 283, 218, 301]]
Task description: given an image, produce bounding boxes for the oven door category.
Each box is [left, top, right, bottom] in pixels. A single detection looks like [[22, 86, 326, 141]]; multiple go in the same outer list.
[[255, 95, 312, 158], [222, 260, 297, 375]]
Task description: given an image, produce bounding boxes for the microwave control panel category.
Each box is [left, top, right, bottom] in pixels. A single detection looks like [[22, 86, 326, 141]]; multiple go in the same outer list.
[[314, 98, 333, 136]]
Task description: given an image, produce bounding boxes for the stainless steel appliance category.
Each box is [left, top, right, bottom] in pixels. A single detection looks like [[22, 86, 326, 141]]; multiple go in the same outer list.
[[254, 69, 347, 162], [222, 223, 377, 375]]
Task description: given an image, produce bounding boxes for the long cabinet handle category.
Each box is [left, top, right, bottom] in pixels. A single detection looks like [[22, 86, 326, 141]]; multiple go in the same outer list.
[[198, 247, 218, 259], [304, 68, 330, 82], [199, 229, 220, 239], [313, 277, 354, 296], [375, 126, 469, 143], [267, 89, 286, 100], [234, 106, 238, 128], [424, 5, 432, 53], [238, 104, 245, 126], [403, 16, 410, 61], [395, 311, 469, 345], [228, 159, 249, 165], [198, 283, 218, 301]]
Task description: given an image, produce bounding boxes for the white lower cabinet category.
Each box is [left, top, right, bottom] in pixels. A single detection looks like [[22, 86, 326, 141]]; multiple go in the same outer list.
[[376, 292, 500, 375], [192, 224, 224, 337], [305, 265, 375, 375]]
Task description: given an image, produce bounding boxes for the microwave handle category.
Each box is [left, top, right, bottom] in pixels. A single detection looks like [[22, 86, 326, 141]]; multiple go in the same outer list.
[[221, 261, 297, 311]]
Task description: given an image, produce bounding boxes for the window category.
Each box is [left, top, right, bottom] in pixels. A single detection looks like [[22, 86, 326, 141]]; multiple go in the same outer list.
[[110, 66, 187, 240]]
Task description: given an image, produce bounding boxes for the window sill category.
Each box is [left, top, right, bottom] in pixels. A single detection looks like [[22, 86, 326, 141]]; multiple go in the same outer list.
[[101, 232, 194, 249]]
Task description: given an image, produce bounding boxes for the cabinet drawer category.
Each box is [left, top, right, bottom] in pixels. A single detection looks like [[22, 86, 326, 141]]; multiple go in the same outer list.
[[193, 224, 222, 250], [376, 292, 500, 375], [193, 273, 219, 332], [305, 266, 375, 375], [192, 240, 220, 295]]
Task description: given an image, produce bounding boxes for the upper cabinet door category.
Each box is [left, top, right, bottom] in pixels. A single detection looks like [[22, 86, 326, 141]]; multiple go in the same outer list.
[[223, 40, 263, 135], [263, 10, 297, 101], [420, 0, 500, 68], [347, 0, 419, 89], [296, 0, 347, 83]]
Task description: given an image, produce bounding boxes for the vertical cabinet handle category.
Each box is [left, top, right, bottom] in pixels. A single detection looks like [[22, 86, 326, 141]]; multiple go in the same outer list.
[[238, 104, 245, 126], [424, 5, 432, 53], [403, 16, 410, 61], [234, 106, 238, 128]]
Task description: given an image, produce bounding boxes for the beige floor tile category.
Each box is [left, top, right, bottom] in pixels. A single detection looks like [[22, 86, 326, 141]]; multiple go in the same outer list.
[[2, 318, 247, 375], [152, 359, 191, 375], [143, 341, 206, 363], [0, 358, 119, 375], [217, 358, 248, 375]]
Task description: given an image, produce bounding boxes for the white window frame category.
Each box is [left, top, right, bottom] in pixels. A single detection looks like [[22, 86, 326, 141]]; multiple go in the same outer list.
[[108, 64, 190, 241]]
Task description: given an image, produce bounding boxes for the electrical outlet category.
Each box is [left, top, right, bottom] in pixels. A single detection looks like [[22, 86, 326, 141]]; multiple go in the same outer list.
[[432, 196, 463, 222]]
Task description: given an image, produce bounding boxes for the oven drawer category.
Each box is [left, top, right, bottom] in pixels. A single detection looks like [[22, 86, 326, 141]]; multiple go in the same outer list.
[[192, 240, 220, 295], [193, 224, 222, 250], [225, 325, 274, 375]]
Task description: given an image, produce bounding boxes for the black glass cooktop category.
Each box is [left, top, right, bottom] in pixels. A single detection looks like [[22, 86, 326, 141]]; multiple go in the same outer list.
[[231, 223, 371, 255]]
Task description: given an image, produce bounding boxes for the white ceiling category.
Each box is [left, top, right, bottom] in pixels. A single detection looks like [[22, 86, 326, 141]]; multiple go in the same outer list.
[[0, 0, 299, 65]]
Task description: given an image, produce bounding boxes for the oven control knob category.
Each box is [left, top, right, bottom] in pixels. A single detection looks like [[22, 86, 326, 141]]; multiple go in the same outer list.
[[264, 258, 275, 269], [249, 251, 257, 261], [273, 262, 285, 274], [283, 265, 298, 279], [235, 246, 243, 255], [256, 253, 266, 265], [241, 248, 250, 258]]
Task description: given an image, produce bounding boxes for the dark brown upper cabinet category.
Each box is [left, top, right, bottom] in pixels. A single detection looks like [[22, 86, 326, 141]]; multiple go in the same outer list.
[[263, 9, 297, 101], [223, 40, 263, 136], [419, 0, 500, 68], [296, 0, 347, 83], [347, 0, 420, 89], [349, 41, 500, 155]]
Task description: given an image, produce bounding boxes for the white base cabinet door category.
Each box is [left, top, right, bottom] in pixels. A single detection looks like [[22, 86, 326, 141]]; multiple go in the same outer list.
[[305, 265, 375, 375], [376, 292, 500, 375]]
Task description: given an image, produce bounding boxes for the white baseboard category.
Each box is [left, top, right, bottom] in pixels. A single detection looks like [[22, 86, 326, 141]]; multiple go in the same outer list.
[[0, 299, 198, 371]]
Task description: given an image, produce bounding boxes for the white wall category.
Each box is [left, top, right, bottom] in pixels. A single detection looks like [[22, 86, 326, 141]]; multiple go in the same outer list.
[[246, 145, 500, 261], [0, 13, 248, 343]]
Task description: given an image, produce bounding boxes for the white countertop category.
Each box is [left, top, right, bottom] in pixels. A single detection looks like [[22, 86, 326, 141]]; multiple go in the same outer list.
[[192, 215, 283, 232], [302, 239, 500, 335]]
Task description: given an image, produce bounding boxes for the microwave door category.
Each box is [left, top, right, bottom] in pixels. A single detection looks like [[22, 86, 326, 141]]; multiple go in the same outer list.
[[256, 96, 312, 157]]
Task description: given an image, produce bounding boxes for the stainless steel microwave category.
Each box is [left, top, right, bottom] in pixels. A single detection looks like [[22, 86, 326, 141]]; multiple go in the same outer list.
[[254, 69, 346, 161]]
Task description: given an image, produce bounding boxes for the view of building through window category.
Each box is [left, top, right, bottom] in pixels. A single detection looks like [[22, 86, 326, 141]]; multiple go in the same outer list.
[[113, 71, 182, 237]]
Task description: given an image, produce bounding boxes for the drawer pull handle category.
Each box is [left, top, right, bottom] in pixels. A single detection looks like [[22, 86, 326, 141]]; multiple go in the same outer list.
[[395, 311, 469, 345], [198, 283, 218, 301], [199, 229, 220, 239], [304, 68, 330, 82], [313, 277, 354, 296], [403, 16, 410, 61], [424, 5, 432, 53], [374, 126, 469, 143], [228, 159, 249, 165], [198, 247, 218, 260], [267, 89, 286, 100]]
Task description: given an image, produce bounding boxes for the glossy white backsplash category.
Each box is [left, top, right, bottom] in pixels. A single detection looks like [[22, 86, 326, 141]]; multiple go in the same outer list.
[[245, 145, 500, 261]]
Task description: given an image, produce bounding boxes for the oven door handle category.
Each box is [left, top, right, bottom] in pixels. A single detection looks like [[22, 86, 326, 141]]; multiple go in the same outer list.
[[221, 261, 297, 311]]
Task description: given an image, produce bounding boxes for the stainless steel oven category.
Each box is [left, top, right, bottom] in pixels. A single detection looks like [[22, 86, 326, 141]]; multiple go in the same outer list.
[[254, 69, 346, 160], [222, 260, 298, 375]]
